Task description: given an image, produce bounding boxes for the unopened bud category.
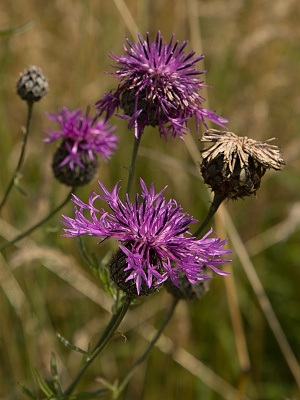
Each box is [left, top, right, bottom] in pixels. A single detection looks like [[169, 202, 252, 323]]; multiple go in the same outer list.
[[16, 65, 48, 103]]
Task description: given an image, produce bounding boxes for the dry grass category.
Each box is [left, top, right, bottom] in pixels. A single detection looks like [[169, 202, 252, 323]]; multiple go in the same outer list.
[[0, 0, 300, 399]]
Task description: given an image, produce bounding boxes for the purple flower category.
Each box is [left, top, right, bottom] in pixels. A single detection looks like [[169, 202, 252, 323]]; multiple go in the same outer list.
[[44, 107, 118, 171], [62, 179, 231, 295], [95, 31, 228, 139]]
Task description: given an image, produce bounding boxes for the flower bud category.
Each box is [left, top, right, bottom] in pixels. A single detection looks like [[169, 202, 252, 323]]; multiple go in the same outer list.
[[16, 66, 48, 103], [165, 268, 211, 300]]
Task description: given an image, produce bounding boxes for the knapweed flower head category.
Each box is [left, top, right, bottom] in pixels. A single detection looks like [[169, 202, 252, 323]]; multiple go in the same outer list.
[[96, 31, 228, 139], [201, 129, 285, 200], [62, 178, 231, 296], [44, 107, 118, 186], [16, 65, 48, 103]]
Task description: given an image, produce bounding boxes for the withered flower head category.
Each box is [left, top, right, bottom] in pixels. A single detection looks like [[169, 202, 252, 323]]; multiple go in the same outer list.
[[200, 129, 285, 200]]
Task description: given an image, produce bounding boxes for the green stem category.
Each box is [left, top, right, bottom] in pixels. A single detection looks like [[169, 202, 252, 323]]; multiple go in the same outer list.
[[0, 102, 34, 213], [64, 295, 133, 395], [193, 193, 225, 238], [126, 134, 142, 198], [114, 297, 179, 399], [0, 187, 75, 252]]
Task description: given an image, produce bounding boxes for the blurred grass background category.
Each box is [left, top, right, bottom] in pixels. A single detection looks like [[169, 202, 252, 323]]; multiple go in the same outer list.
[[0, 0, 300, 399]]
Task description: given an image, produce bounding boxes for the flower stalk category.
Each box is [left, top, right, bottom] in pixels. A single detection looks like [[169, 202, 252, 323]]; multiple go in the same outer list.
[[193, 193, 225, 239], [126, 134, 142, 198], [63, 295, 132, 395], [0, 102, 33, 213], [0, 187, 75, 251], [113, 297, 179, 398]]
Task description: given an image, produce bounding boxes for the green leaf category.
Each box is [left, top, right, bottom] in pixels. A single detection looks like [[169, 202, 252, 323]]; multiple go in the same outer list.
[[0, 20, 35, 36], [18, 383, 37, 399], [56, 332, 88, 356], [32, 368, 54, 397], [50, 352, 63, 395]]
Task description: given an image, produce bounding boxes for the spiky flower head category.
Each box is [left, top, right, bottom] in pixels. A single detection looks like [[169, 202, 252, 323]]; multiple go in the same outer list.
[[200, 129, 285, 200], [62, 179, 231, 296], [96, 31, 227, 139], [16, 65, 48, 103], [44, 107, 118, 186]]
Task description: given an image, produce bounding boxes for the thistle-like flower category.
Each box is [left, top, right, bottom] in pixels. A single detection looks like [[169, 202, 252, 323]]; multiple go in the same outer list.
[[62, 179, 231, 296], [200, 129, 285, 200], [95, 31, 228, 139], [44, 107, 118, 186]]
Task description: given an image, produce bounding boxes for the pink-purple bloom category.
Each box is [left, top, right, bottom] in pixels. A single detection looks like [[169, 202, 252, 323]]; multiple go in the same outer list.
[[95, 31, 228, 139], [62, 179, 231, 295], [44, 107, 118, 170]]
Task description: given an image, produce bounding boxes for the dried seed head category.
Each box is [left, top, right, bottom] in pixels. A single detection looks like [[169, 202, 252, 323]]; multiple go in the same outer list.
[[200, 129, 285, 200], [16, 66, 48, 103], [52, 139, 98, 187]]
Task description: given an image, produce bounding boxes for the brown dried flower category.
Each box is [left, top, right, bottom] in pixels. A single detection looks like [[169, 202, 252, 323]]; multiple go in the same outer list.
[[200, 129, 285, 200]]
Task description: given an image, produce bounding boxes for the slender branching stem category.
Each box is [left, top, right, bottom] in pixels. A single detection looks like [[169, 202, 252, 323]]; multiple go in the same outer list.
[[0, 102, 34, 212], [114, 297, 179, 398], [64, 295, 133, 395], [193, 193, 225, 238], [0, 187, 75, 251]]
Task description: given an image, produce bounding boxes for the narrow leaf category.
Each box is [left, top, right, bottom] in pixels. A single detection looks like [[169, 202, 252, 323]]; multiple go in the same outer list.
[[0, 20, 35, 36], [56, 332, 88, 356]]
